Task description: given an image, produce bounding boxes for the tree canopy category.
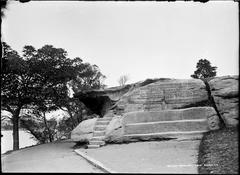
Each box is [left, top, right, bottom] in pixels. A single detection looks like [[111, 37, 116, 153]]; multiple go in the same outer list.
[[191, 59, 217, 79], [1, 42, 106, 149]]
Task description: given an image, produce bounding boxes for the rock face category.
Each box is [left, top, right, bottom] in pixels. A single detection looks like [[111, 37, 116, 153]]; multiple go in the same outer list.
[[116, 79, 209, 113], [72, 75, 238, 145], [123, 107, 220, 131], [208, 75, 239, 127], [71, 118, 98, 142], [114, 107, 219, 142], [104, 115, 124, 143]]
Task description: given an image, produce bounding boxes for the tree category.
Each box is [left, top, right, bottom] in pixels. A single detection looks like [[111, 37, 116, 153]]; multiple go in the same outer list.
[[52, 63, 106, 129], [118, 75, 129, 86], [55, 116, 74, 140], [52, 97, 85, 130], [1, 42, 106, 150], [20, 108, 59, 144], [191, 59, 217, 79], [70, 63, 106, 92], [1, 42, 30, 150]]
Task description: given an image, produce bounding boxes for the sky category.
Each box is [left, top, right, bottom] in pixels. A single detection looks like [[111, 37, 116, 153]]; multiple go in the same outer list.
[[2, 1, 239, 88]]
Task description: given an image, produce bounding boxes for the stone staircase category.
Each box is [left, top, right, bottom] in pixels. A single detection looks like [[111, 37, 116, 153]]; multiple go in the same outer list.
[[87, 113, 114, 148]]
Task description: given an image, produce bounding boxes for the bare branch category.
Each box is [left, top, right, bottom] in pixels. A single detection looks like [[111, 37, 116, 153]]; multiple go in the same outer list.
[[118, 75, 129, 86]]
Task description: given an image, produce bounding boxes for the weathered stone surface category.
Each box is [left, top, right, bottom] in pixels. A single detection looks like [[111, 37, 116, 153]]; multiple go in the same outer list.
[[71, 76, 237, 145], [70, 118, 98, 142], [116, 79, 209, 113], [74, 85, 133, 116], [104, 115, 125, 143], [209, 75, 239, 127], [105, 107, 219, 143], [123, 107, 219, 135], [207, 114, 220, 130], [123, 107, 216, 124]]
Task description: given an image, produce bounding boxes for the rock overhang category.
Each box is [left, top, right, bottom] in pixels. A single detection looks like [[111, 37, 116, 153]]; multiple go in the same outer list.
[[73, 85, 132, 116]]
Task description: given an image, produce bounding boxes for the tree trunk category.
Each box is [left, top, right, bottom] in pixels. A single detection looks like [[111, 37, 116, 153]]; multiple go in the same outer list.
[[12, 117, 19, 150], [77, 109, 83, 124], [12, 107, 21, 150], [43, 112, 53, 142], [66, 106, 75, 130], [20, 119, 45, 144]]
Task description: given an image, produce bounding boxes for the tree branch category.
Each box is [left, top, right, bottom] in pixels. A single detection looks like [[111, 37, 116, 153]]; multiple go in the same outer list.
[[1, 104, 14, 114], [57, 105, 68, 112]]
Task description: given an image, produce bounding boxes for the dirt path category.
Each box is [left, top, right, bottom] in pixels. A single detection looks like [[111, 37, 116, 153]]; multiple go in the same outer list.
[[80, 139, 201, 173], [1, 141, 103, 173]]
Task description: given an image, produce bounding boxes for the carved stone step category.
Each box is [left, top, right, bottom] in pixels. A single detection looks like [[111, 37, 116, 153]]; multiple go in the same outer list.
[[96, 120, 110, 125], [95, 123, 109, 127], [91, 136, 105, 141], [125, 119, 208, 135], [123, 130, 206, 139], [94, 125, 107, 131], [87, 144, 101, 149], [89, 140, 105, 146], [98, 118, 112, 121], [124, 107, 215, 124], [93, 131, 105, 137]]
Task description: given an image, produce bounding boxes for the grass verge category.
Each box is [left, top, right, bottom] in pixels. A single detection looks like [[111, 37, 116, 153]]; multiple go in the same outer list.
[[198, 127, 239, 174]]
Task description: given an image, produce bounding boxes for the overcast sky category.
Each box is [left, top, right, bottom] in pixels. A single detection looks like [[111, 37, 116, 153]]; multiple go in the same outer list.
[[2, 1, 239, 88]]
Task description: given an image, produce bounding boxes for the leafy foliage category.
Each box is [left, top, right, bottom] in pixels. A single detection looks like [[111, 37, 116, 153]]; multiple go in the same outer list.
[[1, 42, 106, 149], [20, 107, 90, 144], [191, 59, 217, 79], [70, 63, 106, 93], [20, 111, 58, 144]]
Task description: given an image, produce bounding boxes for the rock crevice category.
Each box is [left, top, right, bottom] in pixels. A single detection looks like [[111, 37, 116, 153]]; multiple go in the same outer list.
[[208, 75, 238, 127], [202, 79, 225, 128]]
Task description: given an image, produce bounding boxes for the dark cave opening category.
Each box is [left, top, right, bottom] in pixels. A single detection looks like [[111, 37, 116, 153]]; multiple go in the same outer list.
[[79, 96, 114, 117]]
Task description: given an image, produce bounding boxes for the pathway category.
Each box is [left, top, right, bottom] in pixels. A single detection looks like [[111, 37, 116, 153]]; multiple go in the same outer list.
[[78, 138, 201, 173], [1, 141, 103, 173], [2, 138, 202, 173]]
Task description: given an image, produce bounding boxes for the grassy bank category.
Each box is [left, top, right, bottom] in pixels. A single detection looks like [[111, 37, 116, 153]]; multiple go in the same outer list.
[[198, 127, 239, 174]]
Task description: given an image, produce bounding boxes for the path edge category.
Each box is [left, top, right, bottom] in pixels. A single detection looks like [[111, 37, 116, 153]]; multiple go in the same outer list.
[[74, 149, 116, 173]]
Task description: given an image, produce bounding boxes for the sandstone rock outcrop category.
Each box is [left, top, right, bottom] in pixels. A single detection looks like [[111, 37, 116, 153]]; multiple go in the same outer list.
[[116, 79, 209, 113], [71, 118, 98, 142], [114, 107, 219, 142], [104, 115, 124, 143], [72, 75, 238, 145], [208, 75, 239, 127]]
